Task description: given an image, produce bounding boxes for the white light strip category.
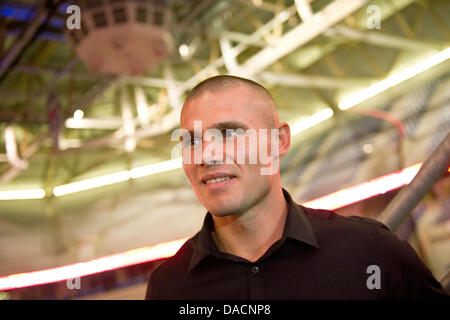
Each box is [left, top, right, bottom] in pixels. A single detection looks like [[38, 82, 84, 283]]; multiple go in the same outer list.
[[65, 118, 123, 129], [130, 158, 182, 179], [0, 158, 183, 199], [53, 171, 131, 196], [0, 238, 188, 291], [53, 158, 183, 197], [0, 189, 46, 200], [290, 108, 334, 136], [338, 47, 450, 110]]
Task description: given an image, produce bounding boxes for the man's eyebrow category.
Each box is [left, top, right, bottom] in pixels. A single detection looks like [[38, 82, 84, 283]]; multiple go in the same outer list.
[[212, 121, 249, 131], [182, 121, 249, 138]]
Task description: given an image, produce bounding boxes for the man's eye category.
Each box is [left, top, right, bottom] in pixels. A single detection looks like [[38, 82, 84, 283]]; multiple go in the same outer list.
[[190, 137, 201, 146], [224, 130, 238, 138], [181, 137, 201, 147]]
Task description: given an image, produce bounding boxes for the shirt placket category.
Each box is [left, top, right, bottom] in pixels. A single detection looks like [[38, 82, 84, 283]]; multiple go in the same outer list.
[[248, 263, 264, 299]]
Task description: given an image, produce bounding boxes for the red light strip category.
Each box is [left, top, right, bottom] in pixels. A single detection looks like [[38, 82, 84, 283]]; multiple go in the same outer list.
[[1, 162, 449, 291], [302, 162, 423, 210], [0, 238, 188, 291]]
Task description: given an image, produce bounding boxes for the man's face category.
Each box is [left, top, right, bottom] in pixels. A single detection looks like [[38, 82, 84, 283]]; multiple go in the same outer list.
[[180, 86, 278, 217]]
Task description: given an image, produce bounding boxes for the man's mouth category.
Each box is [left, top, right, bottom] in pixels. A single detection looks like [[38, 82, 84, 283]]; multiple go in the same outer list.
[[201, 173, 237, 185], [205, 176, 235, 184]]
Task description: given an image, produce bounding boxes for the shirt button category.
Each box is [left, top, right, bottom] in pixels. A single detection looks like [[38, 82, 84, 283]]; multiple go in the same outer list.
[[251, 266, 260, 274]]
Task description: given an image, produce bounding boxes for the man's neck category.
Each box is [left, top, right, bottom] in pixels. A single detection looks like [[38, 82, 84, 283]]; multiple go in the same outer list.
[[211, 187, 288, 262]]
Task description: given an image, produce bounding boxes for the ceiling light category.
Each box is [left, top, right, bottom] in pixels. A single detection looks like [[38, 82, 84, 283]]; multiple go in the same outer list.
[[362, 143, 373, 154], [179, 44, 189, 57], [124, 138, 136, 153], [73, 109, 84, 120], [53, 171, 131, 196], [338, 47, 450, 110], [0, 189, 46, 200], [1, 158, 183, 199], [51, 158, 183, 196], [130, 158, 182, 179], [290, 108, 334, 136], [65, 118, 123, 129]]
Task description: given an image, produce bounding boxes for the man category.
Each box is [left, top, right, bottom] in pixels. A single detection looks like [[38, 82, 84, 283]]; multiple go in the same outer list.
[[145, 75, 448, 299]]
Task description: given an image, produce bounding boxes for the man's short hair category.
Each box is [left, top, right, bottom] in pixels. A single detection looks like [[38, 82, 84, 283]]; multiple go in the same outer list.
[[183, 75, 278, 127]]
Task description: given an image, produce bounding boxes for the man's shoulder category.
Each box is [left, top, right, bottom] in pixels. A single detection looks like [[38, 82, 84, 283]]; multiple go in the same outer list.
[[300, 205, 420, 263], [299, 205, 405, 254], [301, 205, 386, 232], [301, 206, 449, 298]]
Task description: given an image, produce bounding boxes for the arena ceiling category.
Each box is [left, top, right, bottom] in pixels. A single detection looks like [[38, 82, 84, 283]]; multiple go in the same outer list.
[[0, 0, 449, 222]]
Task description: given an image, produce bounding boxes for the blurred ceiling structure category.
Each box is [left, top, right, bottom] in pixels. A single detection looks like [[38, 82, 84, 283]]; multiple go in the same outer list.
[[0, 0, 449, 279]]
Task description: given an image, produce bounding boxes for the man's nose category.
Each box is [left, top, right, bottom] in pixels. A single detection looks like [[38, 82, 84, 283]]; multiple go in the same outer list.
[[201, 139, 225, 167]]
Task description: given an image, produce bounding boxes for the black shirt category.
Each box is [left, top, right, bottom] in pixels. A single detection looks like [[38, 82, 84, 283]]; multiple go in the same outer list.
[[145, 189, 449, 299]]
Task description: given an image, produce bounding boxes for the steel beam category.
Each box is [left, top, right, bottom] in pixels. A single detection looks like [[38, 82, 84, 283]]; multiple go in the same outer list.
[[12, 65, 179, 88], [329, 25, 444, 51], [176, 4, 298, 93], [294, 0, 313, 22], [378, 132, 450, 231], [257, 71, 376, 89], [0, 1, 62, 82], [219, 31, 267, 47], [240, 0, 371, 75]]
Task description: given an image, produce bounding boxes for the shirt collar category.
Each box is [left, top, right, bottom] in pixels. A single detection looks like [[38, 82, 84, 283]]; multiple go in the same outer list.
[[188, 188, 319, 272], [281, 188, 319, 248]]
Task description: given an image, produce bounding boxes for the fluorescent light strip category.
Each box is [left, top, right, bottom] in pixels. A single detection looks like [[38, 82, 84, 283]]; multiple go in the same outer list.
[[130, 158, 182, 179], [2, 162, 448, 290], [290, 108, 334, 136], [52, 158, 183, 197], [338, 47, 450, 110], [53, 170, 131, 196], [0, 238, 188, 291], [0, 189, 46, 200]]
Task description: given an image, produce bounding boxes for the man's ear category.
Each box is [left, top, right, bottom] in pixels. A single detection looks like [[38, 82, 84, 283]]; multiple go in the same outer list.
[[277, 122, 291, 157]]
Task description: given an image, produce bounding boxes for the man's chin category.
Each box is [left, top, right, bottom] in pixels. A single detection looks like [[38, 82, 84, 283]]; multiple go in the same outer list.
[[208, 210, 236, 218], [205, 202, 242, 217]]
